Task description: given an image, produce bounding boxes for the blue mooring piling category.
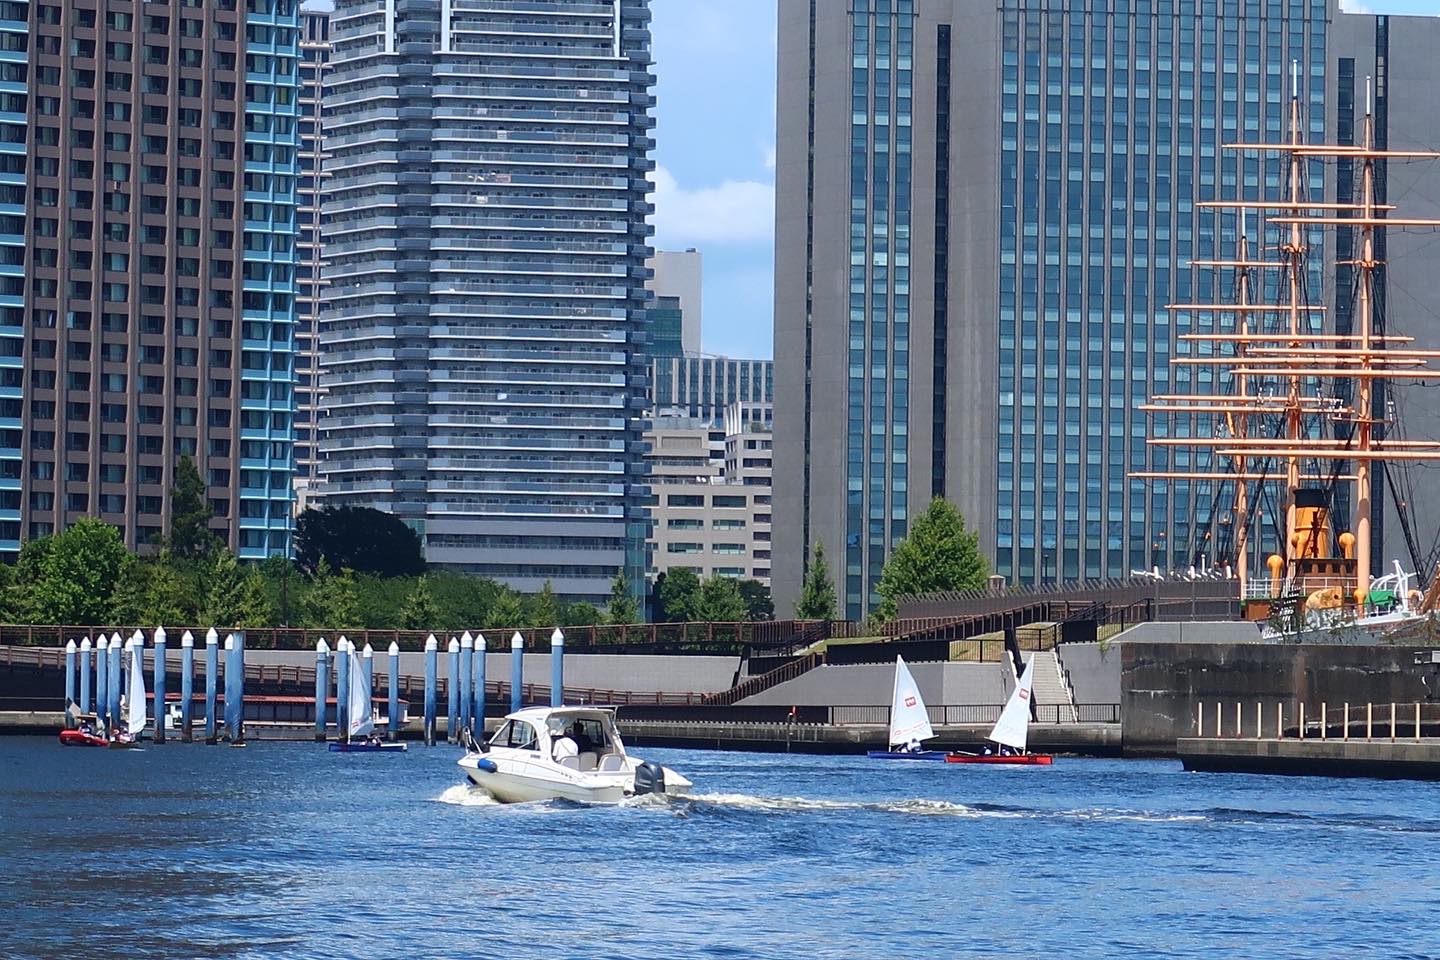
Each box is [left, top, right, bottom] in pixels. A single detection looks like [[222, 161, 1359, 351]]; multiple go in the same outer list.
[[153, 627, 167, 744], [108, 632, 122, 728], [550, 627, 564, 707], [510, 631, 524, 713], [204, 628, 219, 744], [223, 634, 237, 741], [424, 634, 438, 746], [459, 631, 474, 737], [79, 637, 92, 716], [95, 635, 108, 728], [180, 631, 194, 743], [387, 642, 400, 742], [446, 637, 459, 742], [336, 637, 351, 743], [315, 638, 330, 742], [474, 632, 487, 738], [64, 639, 76, 712]]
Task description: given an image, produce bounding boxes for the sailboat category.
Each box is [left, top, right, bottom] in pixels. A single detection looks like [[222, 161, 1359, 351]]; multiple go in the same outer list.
[[947, 658, 1053, 765], [329, 646, 406, 753], [109, 641, 147, 749], [867, 656, 948, 761]]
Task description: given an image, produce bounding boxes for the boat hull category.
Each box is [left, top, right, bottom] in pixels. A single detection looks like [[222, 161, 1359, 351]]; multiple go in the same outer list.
[[866, 750, 950, 761], [945, 754, 1054, 766], [457, 754, 691, 805], [329, 741, 408, 753]]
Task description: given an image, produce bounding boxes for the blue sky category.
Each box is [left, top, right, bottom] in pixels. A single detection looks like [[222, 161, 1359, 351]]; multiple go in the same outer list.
[[649, 0, 1440, 360]]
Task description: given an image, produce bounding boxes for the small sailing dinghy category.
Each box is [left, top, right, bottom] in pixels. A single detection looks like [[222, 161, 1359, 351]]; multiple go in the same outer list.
[[329, 649, 407, 753], [947, 657, 1053, 765], [867, 655, 948, 760], [110, 642, 147, 749]]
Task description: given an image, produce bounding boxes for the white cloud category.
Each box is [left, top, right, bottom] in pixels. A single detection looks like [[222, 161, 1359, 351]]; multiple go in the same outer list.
[[762, 143, 776, 171], [648, 165, 774, 246]]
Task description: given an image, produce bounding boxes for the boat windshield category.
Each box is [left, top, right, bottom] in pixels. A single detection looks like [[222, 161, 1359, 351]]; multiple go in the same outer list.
[[489, 719, 539, 751], [546, 716, 611, 753]]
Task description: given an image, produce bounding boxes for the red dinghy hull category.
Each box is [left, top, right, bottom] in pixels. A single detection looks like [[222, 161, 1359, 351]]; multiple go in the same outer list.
[[58, 730, 109, 747], [945, 753, 1054, 766]]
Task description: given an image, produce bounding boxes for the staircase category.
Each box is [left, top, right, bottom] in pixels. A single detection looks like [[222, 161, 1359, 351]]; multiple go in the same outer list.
[[1027, 649, 1078, 723]]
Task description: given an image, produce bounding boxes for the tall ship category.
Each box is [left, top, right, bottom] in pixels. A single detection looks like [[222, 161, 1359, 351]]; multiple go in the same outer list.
[[1138, 65, 1440, 643]]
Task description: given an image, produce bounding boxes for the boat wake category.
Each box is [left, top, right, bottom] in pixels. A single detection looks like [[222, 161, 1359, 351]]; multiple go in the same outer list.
[[433, 784, 501, 807]]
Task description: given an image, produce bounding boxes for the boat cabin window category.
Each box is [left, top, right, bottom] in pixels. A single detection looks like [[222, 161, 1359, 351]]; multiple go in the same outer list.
[[547, 716, 609, 753], [490, 719, 539, 751]]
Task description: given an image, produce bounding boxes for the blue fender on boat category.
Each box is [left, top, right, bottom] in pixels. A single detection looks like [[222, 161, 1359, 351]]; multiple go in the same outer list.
[[474, 758, 498, 773]]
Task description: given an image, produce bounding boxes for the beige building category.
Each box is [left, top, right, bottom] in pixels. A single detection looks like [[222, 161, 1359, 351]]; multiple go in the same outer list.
[[646, 403, 772, 586]]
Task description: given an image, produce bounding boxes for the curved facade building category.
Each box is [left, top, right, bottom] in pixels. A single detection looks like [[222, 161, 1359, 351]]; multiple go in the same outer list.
[[320, 0, 655, 602]]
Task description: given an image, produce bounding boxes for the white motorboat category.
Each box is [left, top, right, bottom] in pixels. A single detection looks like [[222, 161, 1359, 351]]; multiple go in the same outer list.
[[456, 706, 692, 804]]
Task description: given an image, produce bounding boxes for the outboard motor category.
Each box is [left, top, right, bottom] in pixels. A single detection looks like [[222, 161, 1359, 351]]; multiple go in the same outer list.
[[633, 761, 667, 796]]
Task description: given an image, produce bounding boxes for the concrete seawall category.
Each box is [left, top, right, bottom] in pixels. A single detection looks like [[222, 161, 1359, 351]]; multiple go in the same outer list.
[[1178, 737, 1440, 780], [1122, 641, 1440, 755]]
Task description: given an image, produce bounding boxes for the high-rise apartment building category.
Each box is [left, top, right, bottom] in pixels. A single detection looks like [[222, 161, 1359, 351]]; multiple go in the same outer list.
[[319, 0, 655, 603], [16, 0, 301, 559], [774, 0, 1440, 619], [651, 355, 773, 424], [294, 8, 330, 512]]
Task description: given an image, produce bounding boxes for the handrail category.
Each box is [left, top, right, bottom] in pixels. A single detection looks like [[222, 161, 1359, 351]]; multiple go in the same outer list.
[[701, 650, 826, 707]]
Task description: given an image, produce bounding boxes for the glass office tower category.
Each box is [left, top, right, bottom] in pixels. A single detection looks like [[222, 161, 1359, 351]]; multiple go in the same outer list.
[[775, 0, 1440, 618], [321, 1, 655, 602]]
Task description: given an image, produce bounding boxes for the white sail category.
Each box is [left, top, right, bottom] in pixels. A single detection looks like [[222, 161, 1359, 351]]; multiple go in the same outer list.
[[887, 655, 934, 747], [348, 650, 374, 738], [988, 657, 1035, 751], [126, 644, 147, 737]]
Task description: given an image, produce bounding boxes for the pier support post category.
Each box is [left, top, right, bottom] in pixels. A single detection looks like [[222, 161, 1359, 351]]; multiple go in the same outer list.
[[1417, 701, 1423, 742], [510, 632, 524, 714], [1298, 702, 1305, 740], [446, 637, 459, 742], [314, 638, 330, 742], [1234, 702, 1241, 739], [1391, 702, 1396, 742], [1344, 702, 1350, 741], [387, 642, 400, 742], [1276, 702, 1283, 740], [1197, 701, 1204, 737], [1366, 702, 1373, 740], [223, 634, 237, 741], [459, 632, 474, 737], [204, 628, 218, 744], [550, 628, 564, 707], [180, 631, 194, 742], [1255, 701, 1261, 739], [64, 640, 76, 714], [337, 637, 351, 742], [1215, 701, 1222, 739], [79, 637, 92, 716], [362, 643, 374, 706], [153, 627, 167, 744], [108, 632, 122, 729], [235, 632, 247, 743], [423, 634, 437, 746], [96, 636, 108, 729], [1320, 702, 1327, 741], [474, 633, 487, 737]]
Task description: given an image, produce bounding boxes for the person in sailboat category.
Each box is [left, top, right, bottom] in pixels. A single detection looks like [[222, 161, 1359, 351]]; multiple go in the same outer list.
[[906, 737, 923, 754]]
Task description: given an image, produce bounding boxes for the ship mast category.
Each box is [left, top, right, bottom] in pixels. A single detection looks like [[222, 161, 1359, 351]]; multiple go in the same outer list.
[[1136, 62, 1440, 608]]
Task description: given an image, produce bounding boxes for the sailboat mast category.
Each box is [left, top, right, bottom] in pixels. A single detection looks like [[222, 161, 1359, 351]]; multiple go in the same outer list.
[[1282, 60, 1305, 579], [1232, 210, 1254, 600], [1354, 78, 1378, 596]]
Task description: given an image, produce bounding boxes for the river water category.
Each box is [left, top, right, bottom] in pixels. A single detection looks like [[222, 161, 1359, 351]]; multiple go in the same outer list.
[[2, 737, 1437, 958]]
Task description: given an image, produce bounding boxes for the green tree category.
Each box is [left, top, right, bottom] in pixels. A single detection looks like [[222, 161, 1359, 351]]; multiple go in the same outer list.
[[430, 572, 505, 632], [167, 455, 220, 560], [605, 571, 639, 625], [738, 579, 774, 622], [27, 518, 130, 625], [142, 557, 192, 626], [402, 576, 441, 629], [561, 601, 601, 627], [294, 506, 425, 577], [485, 587, 525, 631], [203, 551, 271, 628], [875, 497, 989, 621], [658, 567, 701, 622], [304, 558, 360, 628], [694, 575, 747, 622], [794, 541, 838, 621], [526, 580, 559, 628]]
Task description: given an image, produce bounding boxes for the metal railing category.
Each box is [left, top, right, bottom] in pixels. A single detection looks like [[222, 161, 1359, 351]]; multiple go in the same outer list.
[[826, 703, 1120, 726], [1196, 698, 1440, 741]]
